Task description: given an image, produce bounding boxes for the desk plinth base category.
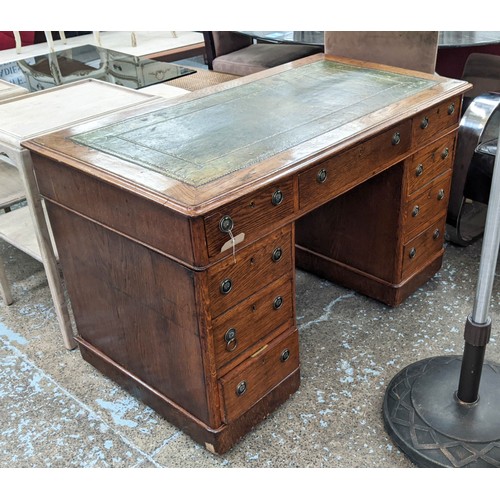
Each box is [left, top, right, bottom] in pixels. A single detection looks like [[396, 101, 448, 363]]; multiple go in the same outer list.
[[296, 245, 443, 307], [76, 337, 301, 455]]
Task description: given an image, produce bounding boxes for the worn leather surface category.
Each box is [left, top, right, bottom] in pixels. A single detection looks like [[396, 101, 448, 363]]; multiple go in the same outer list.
[[72, 60, 436, 187]]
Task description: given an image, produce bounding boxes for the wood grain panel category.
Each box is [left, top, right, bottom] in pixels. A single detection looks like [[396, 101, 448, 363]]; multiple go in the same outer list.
[[298, 121, 411, 213], [402, 171, 452, 242], [219, 327, 299, 423], [212, 276, 295, 374], [404, 132, 456, 195], [207, 225, 293, 318], [204, 178, 295, 260], [45, 202, 213, 425], [411, 96, 461, 146], [401, 217, 446, 279]]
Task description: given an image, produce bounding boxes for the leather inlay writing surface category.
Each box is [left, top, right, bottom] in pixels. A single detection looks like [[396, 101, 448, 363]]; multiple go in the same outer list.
[[71, 61, 436, 187]]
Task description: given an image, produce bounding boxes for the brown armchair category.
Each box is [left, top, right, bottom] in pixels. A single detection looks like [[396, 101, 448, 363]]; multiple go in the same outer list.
[[203, 31, 322, 76], [324, 31, 439, 74]]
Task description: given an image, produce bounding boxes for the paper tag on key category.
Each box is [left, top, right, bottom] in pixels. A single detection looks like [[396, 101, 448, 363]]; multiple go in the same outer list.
[[221, 232, 245, 254]]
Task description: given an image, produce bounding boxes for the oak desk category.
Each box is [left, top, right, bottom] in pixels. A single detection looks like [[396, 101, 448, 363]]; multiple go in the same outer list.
[[24, 54, 470, 453]]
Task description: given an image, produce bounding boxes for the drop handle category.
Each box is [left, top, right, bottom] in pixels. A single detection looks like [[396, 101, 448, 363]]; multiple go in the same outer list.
[[224, 328, 237, 352]]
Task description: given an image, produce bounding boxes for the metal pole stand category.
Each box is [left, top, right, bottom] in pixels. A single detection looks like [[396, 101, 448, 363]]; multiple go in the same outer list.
[[383, 125, 500, 468]]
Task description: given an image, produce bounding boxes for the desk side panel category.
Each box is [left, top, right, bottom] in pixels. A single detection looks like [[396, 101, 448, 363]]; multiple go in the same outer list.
[[45, 202, 212, 425]]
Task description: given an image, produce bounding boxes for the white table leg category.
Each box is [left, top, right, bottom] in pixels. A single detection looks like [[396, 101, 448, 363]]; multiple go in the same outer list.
[[17, 149, 76, 349], [0, 257, 13, 305]]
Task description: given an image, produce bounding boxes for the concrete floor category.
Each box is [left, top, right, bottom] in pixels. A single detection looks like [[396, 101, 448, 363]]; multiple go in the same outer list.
[[0, 233, 499, 468]]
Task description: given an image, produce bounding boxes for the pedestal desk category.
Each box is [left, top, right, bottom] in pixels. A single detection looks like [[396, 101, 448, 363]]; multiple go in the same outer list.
[[24, 54, 470, 453]]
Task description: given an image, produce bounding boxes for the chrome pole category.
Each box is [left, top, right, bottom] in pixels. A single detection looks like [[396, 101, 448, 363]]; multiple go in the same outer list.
[[457, 124, 500, 403]]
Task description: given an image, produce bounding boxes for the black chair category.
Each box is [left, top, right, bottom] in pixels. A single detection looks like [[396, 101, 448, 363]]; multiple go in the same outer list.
[[203, 31, 322, 76], [446, 53, 500, 245]]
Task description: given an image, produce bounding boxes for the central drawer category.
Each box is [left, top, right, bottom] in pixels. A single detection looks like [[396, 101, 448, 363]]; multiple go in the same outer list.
[[298, 121, 411, 213]]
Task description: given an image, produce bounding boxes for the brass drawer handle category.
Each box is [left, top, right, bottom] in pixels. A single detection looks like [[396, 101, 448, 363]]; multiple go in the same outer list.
[[280, 348, 291, 362], [272, 247, 283, 262], [220, 279, 233, 295], [441, 148, 449, 160], [409, 247, 416, 259], [420, 117, 429, 129], [317, 168, 327, 183], [272, 189, 284, 206], [448, 103, 455, 115], [437, 189, 445, 201], [224, 328, 238, 352], [412, 205, 420, 217], [273, 296, 283, 310], [433, 229, 441, 240], [392, 132, 401, 145], [219, 215, 234, 233], [236, 381, 247, 396], [416, 164, 424, 177]]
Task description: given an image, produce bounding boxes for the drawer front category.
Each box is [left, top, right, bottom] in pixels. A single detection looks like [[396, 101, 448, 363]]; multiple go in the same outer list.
[[204, 178, 295, 259], [207, 225, 293, 318], [402, 171, 452, 242], [212, 276, 294, 373], [412, 96, 461, 146], [298, 121, 411, 213], [402, 217, 446, 279], [219, 327, 299, 423], [405, 133, 456, 195]]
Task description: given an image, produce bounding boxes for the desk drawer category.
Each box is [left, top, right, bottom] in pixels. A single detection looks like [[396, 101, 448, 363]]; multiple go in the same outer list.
[[405, 133, 456, 195], [212, 276, 294, 373], [402, 171, 452, 242], [219, 327, 299, 423], [412, 96, 461, 146], [207, 225, 293, 318], [204, 178, 295, 259], [402, 217, 446, 279], [298, 121, 411, 213]]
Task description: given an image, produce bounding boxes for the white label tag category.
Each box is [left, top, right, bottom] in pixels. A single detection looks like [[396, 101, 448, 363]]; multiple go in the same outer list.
[[221, 232, 245, 253]]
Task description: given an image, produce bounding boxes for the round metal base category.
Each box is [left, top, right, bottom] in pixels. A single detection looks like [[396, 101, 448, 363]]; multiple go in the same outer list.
[[383, 356, 500, 467]]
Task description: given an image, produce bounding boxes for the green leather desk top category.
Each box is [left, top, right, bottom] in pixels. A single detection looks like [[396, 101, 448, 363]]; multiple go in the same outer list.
[[71, 60, 437, 187]]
